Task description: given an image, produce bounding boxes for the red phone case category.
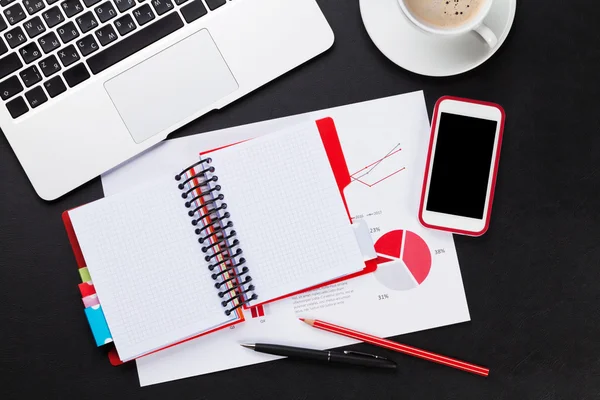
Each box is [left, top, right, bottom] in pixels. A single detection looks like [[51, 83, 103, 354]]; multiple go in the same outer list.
[[419, 96, 506, 237]]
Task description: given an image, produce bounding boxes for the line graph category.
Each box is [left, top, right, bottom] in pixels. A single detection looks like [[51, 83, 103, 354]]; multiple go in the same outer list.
[[350, 143, 406, 188]]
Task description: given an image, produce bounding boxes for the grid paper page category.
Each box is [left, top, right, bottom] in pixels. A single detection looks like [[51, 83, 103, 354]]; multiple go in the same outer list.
[[69, 180, 239, 361], [209, 121, 365, 303]]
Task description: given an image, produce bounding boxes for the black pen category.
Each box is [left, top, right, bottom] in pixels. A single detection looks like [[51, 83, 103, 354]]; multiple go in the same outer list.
[[241, 343, 396, 369]]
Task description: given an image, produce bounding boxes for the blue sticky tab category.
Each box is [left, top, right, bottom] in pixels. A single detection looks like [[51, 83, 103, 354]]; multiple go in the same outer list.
[[84, 305, 113, 347]]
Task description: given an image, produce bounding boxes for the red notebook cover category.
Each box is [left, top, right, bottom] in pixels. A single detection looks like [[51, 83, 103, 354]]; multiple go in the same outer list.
[[63, 117, 376, 364]]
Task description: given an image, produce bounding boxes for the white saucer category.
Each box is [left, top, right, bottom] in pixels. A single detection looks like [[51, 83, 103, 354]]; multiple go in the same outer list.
[[359, 0, 517, 77]]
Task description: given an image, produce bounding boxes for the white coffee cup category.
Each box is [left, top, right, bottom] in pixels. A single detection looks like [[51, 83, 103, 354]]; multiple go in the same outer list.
[[397, 0, 498, 48]]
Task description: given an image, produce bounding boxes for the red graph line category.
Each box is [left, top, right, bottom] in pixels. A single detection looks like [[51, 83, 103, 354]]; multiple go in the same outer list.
[[352, 167, 406, 187], [354, 167, 407, 187], [350, 147, 405, 188], [352, 149, 403, 176]]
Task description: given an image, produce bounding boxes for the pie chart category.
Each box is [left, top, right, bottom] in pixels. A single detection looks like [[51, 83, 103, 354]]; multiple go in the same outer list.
[[374, 230, 432, 291]]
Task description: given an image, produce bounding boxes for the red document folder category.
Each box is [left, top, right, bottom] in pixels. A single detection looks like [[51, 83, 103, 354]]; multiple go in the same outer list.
[[63, 117, 377, 364]]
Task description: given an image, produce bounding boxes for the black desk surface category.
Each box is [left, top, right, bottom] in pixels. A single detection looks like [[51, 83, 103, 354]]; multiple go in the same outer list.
[[2, 1, 600, 399]]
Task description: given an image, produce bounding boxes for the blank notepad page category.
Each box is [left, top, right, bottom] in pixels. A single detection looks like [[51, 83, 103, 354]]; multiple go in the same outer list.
[[69, 181, 238, 361], [208, 122, 365, 303]]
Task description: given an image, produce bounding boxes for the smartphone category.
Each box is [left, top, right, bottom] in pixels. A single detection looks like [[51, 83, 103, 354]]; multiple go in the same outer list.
[[419, 96, 505, 236]]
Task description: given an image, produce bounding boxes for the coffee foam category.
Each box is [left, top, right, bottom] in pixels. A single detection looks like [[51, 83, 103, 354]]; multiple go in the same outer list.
[[404, 0, 483, 29]]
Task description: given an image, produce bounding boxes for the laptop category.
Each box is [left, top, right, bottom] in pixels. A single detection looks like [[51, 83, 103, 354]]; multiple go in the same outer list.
[[0, 0, 334, 200]]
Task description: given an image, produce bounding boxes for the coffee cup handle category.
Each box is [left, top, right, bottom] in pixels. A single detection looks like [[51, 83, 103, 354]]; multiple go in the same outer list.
[[474, 23, 498, 48]]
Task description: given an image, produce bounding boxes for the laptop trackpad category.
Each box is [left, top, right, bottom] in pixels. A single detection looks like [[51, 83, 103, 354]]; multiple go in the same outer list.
[[105, 29, 238, 144]]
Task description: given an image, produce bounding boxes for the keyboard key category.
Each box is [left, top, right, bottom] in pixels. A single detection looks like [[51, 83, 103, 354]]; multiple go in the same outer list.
[[38, 31, 60, 53], [173, 0, 187, 5], [0, 15, 7, 33], [38, 54, 60, 76], [114, 0, 135, 13], [82, 0, 100, 6], [19, 65, 41, 86], [57, 21, 78, 43], [76, 34, 97, 55], [63, 62, 88, 87], [43, 75, 66, 97], [0, 38, 7, 55], [4, 26, 27, 48], [23, 0, 45, 15], [0, 75, 23, 100], [150, 0, 172, 16], [42, 6, 64, 28], [23, 16, 45, 38], [88, 12, 182, 74], [60, 0, 83, 17], [180, 0, 205, 23], [113, 13, 135, 36], [132, 4, 153, 26], [24, 85, 46, 107], [75, 11, 97, 33], [57, 44, 79, 66], [204, 0, 224, 11], [94, 24, 116, 46], [18, 41, 41, 63], [4, 3, 26, 25], [94, 1, 116, 23], [46, 0, 60, 4], [0, 52, 22, 80], [6, 96, 28, 118], [0, 0, 17, 6], [0, 53, 23, 79]]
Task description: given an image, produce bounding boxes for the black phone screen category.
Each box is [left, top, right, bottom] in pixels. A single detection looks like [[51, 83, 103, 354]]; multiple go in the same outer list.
[[425, 112, 498, 219]]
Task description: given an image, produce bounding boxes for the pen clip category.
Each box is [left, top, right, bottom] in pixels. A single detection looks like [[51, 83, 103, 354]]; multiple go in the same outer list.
[[343, 350, 391, 361]]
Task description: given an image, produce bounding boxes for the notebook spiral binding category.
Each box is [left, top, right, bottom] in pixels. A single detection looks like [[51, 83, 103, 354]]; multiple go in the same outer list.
[[175, 157, 258, 316]]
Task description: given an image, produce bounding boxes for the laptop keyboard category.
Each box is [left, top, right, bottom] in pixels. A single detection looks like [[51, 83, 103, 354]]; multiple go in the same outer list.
[[1, 0, 229, 119]]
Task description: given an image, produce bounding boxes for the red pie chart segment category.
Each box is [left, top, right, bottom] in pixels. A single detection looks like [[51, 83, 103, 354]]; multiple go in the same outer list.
[[373, 230, 404, 258], [403, 231, 432, 284]]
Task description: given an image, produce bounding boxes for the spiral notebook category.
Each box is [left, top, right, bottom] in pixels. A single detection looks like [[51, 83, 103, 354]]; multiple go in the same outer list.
[[63, 118, 377, 362]]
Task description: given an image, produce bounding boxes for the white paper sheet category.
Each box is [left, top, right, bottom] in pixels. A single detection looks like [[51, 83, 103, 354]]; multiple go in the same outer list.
[[102, 91, 471, 386]]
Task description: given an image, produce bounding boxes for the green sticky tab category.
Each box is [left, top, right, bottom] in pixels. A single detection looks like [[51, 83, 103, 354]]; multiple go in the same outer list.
[[79, 267, 91, 283]]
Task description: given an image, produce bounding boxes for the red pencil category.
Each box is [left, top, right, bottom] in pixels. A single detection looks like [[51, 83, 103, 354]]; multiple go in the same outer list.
[[300, 318, 489, 377]]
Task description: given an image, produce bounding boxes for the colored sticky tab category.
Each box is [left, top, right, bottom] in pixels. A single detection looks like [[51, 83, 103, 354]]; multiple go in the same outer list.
[[79, 267, 91, 283], [84, 305, 113, 347], [82, 294, 100, 308], [78, 281, 96, 297]]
